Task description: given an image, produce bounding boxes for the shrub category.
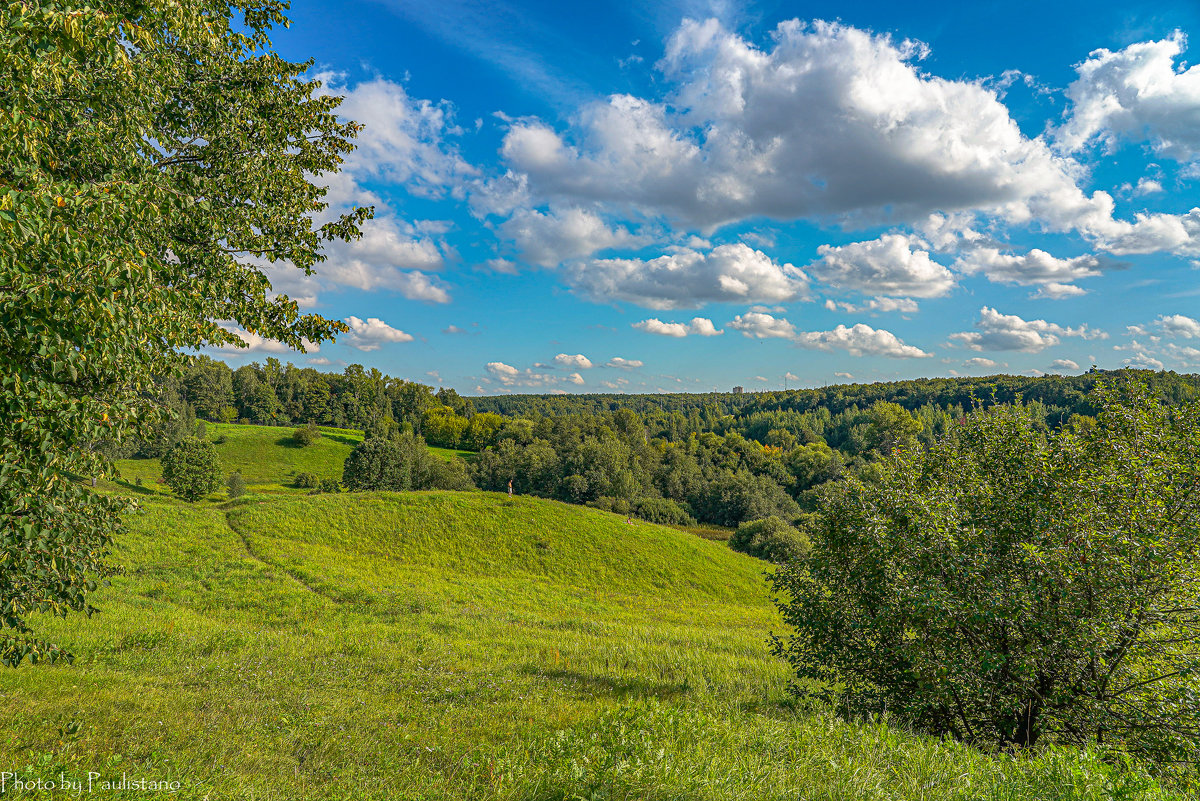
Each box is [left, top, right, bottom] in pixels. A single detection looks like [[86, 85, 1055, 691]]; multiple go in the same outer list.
[[292, 422, 321, 447], [226, 472, 246, 499], [730, 516, 809, 563], [342, 432, 469, 492], [318, 477, 341, 494], [294, 472, 318, 489], [634, 497, 695, 526], [588, 496, 631, 516], [161, 438, 222, 502], [770, 384, 1200, 772], [213, 434, 228, 445]]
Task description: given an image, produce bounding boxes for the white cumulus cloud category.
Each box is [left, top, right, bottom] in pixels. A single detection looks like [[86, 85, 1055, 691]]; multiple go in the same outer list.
[[553, 353, 594, 369], [950, 307, 1103, 352], [343, 316, 415, 351], [568, 243, 807, 309], [605, 357, 644, 369], [1057, 34, 1200, 162], [728, 312, 798, 339], [810, 234, 955, 297], [794, 324, 932, 358], [632, 317, 724, 337], [501, 206, 641, 267]]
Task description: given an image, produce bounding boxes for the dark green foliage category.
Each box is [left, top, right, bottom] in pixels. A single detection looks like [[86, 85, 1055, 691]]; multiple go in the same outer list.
[[342, 432, 473, 492], [694, 469, 802, 527], [292, 422, 321, 447], [633, 497, 695, 526], [226, 472, 246, 499], [318, 477, 341, 494], [771, 384, 1200, 774], [730, 516, 809, 563], [162, 439, 221, 502], [294, 472, 319, 489]]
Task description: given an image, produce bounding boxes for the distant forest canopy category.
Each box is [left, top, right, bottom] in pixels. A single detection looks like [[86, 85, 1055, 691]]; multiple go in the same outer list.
[[143, 357, 1200, 528]]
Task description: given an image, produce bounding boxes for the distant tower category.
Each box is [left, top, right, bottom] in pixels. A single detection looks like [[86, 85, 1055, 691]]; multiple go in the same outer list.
[[732, 386, 744, 394]]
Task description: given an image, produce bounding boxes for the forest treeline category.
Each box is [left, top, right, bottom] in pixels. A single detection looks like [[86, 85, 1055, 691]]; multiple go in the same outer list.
[[139, 357, 1200, 528]]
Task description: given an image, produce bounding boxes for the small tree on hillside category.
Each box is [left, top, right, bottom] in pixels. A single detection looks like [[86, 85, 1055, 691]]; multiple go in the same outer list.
[[730, 516, 810, 563], [162, 438, 222, 502], [225, 471, 246, 499], [293, 422, 321, 447], [771, 384, 1200, 772]]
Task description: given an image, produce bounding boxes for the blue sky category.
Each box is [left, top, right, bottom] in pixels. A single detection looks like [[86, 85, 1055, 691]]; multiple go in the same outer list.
[[216, 0, 1200, 394]]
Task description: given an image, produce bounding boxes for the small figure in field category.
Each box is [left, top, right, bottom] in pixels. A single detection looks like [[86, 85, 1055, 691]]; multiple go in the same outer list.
[[508, 478, 513, 498], [626, 515, 632, 525]]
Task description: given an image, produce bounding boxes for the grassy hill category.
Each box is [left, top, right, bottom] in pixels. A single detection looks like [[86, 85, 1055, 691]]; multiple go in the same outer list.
[[0, 453, 1181, 797], [112, 423, 471, 494]]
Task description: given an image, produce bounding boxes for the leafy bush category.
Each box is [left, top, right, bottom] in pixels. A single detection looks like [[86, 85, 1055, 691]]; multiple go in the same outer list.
[[771, 384, 1200, 773], [294, 472, 319, 489], [342, 432, 473, 492], [694, 469, 802, 527], [730, 516, 809, 563], [588, 496, 631, 516], [161, 438, 222, 502], [292, 422, 321, 447], [226, 472, 246, 499], [318, 477, 341, 494], [634, 497, 695, 526]]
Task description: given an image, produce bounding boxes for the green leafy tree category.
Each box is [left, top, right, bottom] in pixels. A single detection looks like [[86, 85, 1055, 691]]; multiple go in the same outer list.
[[771, 385, 1200, 772], [292, 422, 321, 447], [225, 471, 246, 499], [162, 438, 221, 502], [863, 401, 923, 456], [0, 1, 368, 664], [730, 516, 810, 563]]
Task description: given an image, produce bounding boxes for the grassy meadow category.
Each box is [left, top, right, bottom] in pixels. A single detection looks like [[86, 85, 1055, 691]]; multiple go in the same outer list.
[[0, 427, 1183, 799]]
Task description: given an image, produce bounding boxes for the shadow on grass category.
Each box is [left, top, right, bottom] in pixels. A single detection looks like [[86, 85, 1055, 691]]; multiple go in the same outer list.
[[275, 436, 304, 449], [320, 432, 361, 447], [111, 478, 158, 496], [520, 666, 691, 700]]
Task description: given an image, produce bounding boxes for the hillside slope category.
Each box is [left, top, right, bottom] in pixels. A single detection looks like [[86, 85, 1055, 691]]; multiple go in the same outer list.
[[112, 422, 471, 493], [0, 490, 1179, 800]]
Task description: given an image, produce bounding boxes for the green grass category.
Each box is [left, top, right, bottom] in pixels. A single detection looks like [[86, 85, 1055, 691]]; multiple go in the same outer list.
[[111, 423, 474, 495], [0, 485, 1180, 799]]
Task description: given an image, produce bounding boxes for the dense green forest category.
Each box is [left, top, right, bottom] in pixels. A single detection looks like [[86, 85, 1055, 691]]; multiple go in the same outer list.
[[151, 358, 1200, 529]]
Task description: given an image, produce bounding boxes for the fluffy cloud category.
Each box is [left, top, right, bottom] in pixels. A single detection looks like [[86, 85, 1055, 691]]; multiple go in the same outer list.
[[316, 73, 477, 194], [963, 357, 999, 369], [632, 317, 724, 337], [1157, 313, 1200, 338], [501, 207, 640, 267], [258, 73, 481, 305], [342, 316, 415, 351], [568, 243, 807, 309], [954, 246, 1121, 297], [950, 307, 1103, 352], [1057, 34, 1200, 161], [728, 312, 798, 339], [497, 20, 1200, 257], [1049, 358, 1081, 371], [605, 357, 644, 369], [485, 361, 583, 388], [553, 353, 594, 369], [794, 323, 932, 358], [809, 235, 955, 297], [825, 297, 920, 314]]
